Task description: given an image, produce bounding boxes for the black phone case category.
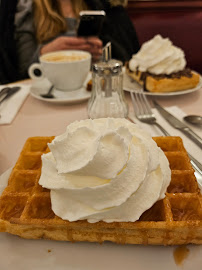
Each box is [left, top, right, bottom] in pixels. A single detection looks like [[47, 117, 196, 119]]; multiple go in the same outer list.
[[77, 14, 105, 37]]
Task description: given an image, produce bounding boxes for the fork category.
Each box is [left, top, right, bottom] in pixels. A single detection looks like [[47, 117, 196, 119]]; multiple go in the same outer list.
[[130, 91, 202, 175], [130, 91, 169, 136]]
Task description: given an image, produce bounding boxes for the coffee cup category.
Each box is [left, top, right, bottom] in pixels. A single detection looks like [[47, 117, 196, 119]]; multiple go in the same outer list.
[[28, 50, 91, 91]]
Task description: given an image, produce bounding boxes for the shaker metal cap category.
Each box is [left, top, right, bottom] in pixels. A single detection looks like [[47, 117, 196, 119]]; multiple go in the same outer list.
[[92, 59, 123, 75]]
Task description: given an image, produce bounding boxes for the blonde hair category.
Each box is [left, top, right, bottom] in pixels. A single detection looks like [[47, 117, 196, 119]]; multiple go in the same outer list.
[[33, 0, 88, 43], [110, 0, 128, 7]]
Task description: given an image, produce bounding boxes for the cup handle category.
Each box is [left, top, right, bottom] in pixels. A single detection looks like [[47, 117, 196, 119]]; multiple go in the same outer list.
[[28, 63, 45, 80]]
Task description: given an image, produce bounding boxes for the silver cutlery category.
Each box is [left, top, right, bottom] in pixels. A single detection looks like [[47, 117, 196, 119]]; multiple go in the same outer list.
[[0, 87, 11, 99], [0, 86, 21, 106], [40, 85, 54, 99], [153, 101, 202, 149], [183, 115, 202, 126], [130, 91, 169, 135], [130, 91, 202, 175]]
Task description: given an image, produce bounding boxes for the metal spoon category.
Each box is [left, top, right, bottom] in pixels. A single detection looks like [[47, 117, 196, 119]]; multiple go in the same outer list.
[[184, 115, 202, 126], [40, 85, 54, 99]]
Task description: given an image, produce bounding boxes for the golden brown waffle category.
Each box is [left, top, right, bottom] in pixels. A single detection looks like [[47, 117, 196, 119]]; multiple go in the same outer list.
[[126, 67, 200, 93], [0, 136, 202, 245]]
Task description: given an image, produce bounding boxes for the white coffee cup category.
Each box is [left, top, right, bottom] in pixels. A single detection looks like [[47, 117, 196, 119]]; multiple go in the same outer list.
[[28, 50, 91, 91]]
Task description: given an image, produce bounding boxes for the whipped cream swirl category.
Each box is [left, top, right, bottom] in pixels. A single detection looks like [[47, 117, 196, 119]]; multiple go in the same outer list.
[[39, 118, 171, 223], [129, 34, 186, 75]]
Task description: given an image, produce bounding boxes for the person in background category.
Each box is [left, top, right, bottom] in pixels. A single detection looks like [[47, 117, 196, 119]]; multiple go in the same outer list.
[[15, 0, 140, 80], [0, 0, 19, 84]]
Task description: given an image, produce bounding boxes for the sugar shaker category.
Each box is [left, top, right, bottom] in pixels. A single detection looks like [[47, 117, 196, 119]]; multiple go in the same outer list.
[[88, 59, 128, 119]]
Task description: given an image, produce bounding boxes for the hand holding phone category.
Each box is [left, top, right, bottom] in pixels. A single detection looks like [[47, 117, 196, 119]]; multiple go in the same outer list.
[[77, 10, 106, 37]]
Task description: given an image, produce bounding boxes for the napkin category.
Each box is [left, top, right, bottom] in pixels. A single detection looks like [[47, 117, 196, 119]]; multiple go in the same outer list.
[[0, 84, 30, 125], [128, 106, 202, 189]]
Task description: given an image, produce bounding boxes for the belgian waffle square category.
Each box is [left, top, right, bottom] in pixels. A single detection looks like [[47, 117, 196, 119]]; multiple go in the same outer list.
[[126, 66, 200, 93], [0, 136, 201, 245]]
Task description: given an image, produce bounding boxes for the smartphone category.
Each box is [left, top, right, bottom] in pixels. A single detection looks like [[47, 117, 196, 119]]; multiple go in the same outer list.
[[77, 10, 106, 37]]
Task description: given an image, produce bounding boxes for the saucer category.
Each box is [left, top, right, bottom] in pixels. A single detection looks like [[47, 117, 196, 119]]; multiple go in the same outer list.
[[30, 74, 91, 104]]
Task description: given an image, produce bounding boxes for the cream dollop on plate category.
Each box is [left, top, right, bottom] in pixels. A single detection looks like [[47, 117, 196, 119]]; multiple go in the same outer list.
[[129, 34, 186, 75], [39, 118, 171, 223]]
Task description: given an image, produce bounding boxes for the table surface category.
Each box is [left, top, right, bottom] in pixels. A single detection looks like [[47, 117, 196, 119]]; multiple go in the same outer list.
[[0, 79, 202, 175]]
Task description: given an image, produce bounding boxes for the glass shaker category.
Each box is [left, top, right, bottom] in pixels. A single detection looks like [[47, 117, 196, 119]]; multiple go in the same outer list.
[[88, 59, 128, 119]]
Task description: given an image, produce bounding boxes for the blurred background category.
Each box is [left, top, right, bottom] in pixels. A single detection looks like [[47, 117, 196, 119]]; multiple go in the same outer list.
[[126, 0, 202, 73]]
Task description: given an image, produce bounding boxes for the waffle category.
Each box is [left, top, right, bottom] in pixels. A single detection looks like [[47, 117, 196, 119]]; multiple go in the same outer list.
[[126, 67, 200, 93], [0, 136, 202, 245]]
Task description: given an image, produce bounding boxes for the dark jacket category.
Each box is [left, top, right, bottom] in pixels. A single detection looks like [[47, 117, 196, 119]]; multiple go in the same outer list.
[[6, 0, 140, 81], [86, 0, 140, 63], [0, 0, 19, 84]]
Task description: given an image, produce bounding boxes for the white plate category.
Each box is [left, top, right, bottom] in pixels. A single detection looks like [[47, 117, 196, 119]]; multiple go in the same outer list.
[[30, 73, 91, 104], [0, 169, 202, 270], [1, 234, 202, 270], [123, 71, 202, 97]]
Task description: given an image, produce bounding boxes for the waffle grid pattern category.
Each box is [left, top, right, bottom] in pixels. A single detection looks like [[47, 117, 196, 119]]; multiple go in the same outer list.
[[0, 136, 202, 245]]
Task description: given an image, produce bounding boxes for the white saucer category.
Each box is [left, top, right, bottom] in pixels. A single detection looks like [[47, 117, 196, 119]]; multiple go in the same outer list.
[[30, 74, 91, 104]]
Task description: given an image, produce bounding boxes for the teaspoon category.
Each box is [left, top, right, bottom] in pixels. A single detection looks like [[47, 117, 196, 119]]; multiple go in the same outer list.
[[183, 115, 202, 126], [40, 85, 54, 99]]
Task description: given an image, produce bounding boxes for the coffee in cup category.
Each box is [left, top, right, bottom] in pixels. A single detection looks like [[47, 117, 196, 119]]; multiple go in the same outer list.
[[28, 50, 91, 91], [42, 54, 89, 63]]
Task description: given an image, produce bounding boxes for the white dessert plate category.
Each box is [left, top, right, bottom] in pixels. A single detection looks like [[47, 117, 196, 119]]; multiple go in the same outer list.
[[30, 73, 91, 104], [123, 71, 202, 97], [0, 169, 202, 270]]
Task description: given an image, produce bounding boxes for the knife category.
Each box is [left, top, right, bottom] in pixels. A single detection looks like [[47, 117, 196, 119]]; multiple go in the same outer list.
[[153, 101, 202, 149]]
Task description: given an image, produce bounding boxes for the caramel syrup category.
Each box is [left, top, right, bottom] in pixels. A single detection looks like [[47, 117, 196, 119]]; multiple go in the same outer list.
[[173, 245, 190, 266]]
